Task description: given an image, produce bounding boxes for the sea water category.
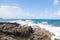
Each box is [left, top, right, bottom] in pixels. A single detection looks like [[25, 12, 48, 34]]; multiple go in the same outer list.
[[0, 19, 60, 40]]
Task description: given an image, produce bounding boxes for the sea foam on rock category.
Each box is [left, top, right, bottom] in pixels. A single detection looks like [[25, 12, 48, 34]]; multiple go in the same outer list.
[[0, 22, 51, 40]]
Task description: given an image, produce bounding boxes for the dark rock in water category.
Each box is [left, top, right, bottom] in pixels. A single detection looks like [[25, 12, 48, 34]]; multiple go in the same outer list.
[[0, 22, 51, 40], [55, 39, 60, 40]]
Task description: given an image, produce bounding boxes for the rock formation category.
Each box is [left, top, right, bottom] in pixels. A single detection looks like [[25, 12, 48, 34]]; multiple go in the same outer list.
[[32, 27, 51, 40], [0, 22, 51, 40]]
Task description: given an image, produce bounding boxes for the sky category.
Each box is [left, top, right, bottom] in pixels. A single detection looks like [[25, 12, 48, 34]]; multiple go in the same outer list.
[[0, 0, 60, 19]]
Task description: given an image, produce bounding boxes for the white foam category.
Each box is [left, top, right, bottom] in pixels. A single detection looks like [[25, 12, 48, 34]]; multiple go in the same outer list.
[[38, 23, 60, 36], [9, 20, 34, 26], [9, 20, 60, 40], [41, 21, 48, 24]]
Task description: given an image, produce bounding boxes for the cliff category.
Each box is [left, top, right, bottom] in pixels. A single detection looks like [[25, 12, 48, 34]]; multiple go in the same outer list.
[[0, 22, 51, 40]]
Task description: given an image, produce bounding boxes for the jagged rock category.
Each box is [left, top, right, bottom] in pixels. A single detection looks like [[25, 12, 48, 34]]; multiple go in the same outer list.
[[0, 23, 34, 37], [0, 22, 51, 40], [32, 27, 51, 40], [0, 36, 17, 40], [11, 26, 34, 37]]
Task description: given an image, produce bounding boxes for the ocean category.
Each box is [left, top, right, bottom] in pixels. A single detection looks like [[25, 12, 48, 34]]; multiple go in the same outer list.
[[0, 19, 60, 27], [0, 19, 60, 40], [30, 19, 60, 27]]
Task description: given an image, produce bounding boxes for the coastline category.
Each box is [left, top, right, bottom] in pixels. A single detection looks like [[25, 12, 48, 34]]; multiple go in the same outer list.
[[0, 22, 51, 40], [15, 20, 60, 40], [0, 20, 60, 40]]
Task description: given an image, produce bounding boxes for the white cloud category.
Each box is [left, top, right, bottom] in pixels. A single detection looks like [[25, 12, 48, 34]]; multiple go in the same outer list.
[[35, 10, 60, 19], [0, 5, 60, 19], [0, 5, 21, 18], [56, 10, 60, 16], [0, 5, 33, 19], [53, 0, 59, 5]]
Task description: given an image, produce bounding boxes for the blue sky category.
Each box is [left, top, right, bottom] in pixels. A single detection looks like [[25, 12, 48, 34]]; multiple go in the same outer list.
[[0, 0, 60, 19]]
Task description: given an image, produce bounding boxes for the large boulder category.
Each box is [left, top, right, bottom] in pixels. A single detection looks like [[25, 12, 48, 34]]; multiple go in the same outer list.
[[32, 27, 51, 40], [0, 22, 51, 40]]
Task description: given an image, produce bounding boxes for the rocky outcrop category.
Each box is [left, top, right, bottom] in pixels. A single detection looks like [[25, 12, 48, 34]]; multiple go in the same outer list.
[[0, 22, 51, 40], [32, 27, 51, 40]]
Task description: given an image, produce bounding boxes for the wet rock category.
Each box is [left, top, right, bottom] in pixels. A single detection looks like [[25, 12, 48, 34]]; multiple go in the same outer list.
[[55, 38, 60, 40]]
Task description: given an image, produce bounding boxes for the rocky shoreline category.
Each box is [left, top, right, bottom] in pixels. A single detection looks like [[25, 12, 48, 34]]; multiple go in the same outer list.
[[0, 22, 51, 40]]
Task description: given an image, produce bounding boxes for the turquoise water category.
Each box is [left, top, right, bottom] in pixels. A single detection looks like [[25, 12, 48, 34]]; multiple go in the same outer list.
[[0, 19, 60, 27], [30, 19, 60, 27]]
